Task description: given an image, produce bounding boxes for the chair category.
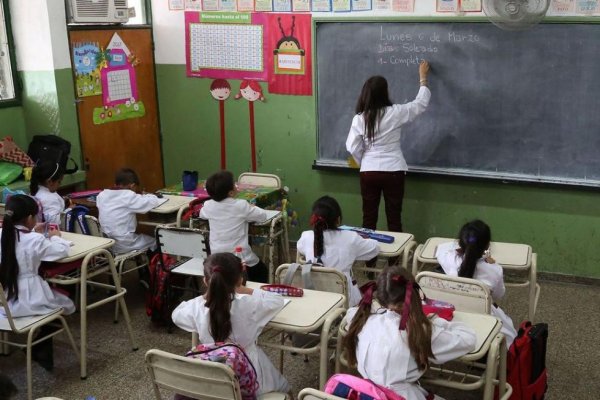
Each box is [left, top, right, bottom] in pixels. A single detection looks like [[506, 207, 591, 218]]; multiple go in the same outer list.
[[60, 213, 150, 322], [415, 271, 492, 314], [238, 172, 282, 189], [145, 349, 289, 400], [298, 388, 345, 400], [0, 284, 79, 400], [156, 226, 210, 278]]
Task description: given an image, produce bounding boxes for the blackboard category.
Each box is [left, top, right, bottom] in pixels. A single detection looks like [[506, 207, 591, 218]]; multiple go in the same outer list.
[[315, 20, 600, 187]]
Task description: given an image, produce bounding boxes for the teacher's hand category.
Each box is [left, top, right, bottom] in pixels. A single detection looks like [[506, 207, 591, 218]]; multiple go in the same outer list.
[[419, 60, 430, 81]]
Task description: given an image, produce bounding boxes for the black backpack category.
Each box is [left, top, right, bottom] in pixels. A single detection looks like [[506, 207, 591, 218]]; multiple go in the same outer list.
[[28, 135, 78, 174]]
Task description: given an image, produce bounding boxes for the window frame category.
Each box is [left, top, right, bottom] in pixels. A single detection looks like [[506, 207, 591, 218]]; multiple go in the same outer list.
[[0, 0, 20, 107]]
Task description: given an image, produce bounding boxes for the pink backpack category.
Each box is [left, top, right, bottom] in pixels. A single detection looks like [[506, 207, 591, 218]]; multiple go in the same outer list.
[[324, 374, 406, 400]]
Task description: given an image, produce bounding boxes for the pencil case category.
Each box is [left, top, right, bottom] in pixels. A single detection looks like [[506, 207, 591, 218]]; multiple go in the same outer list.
[[422, 298, 455, 321], [261, 284, 304, 297]]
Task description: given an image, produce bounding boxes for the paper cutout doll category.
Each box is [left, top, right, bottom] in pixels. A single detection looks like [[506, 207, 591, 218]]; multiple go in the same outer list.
[[235, 80, 265, 172], [210, 79, 231, 169]]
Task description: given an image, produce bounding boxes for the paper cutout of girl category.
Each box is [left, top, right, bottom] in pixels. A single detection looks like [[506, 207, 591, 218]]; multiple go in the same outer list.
[[210, 79, 231, 169], [235, 80, 265, 172]]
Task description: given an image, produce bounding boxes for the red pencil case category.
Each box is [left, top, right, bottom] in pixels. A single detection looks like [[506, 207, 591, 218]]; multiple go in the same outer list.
[[422, 298, 455, 321], [261, 284, 304, 297]]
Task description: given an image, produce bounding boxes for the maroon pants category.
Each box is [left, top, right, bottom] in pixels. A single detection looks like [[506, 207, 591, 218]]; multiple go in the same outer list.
[[360, 171, 406, 232]]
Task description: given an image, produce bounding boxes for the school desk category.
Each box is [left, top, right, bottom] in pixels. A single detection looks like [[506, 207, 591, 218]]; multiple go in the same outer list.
[[137, 195, 194, 227], [46, 232, 138, 379], [248, 281, 346, 389], [412, 237, 540, 322], [335, 311, 509, 400]]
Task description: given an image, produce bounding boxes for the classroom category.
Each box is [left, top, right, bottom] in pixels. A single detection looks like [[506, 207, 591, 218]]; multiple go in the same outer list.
[[0, 0, 599, 399]]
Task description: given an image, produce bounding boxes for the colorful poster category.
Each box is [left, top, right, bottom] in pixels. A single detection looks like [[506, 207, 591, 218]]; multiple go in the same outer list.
[[576, 0, 599, 13], [332, 0, 351, 11], [255, 0, 274, 11], [220, 0, 238, 11], [311, 0, 332, 11], [186, 12, 268, 80], [169, 0, 185, 10], [437, 0, 458, 12], [459, 0, 481, 12], [551, 0, 576, 13], [292, 0, 311, 11], [351, 0, 372, 11], [238, 0, 255, 10], [274, 0, 293, 11], [267, 13, 312, 95], [185, 0, 202, 9], [373, 0, 392, 11], [73, 42, 103, 97], [392, 0, 414, 12], [203, 0, 219, 10]]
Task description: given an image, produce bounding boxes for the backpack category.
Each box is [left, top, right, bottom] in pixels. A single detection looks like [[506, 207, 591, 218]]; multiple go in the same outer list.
[[506, 321, 548, 400], [28, 135, 79, 174], [63, 205, 91, 235], [325, 374, 406, 400], [145, 253, 182, 327], [178, 342, 259, 400]]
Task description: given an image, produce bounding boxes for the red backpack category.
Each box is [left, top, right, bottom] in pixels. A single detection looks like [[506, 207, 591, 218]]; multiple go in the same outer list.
[[145, 253, 179, 327], [506, 321, 548, 400]]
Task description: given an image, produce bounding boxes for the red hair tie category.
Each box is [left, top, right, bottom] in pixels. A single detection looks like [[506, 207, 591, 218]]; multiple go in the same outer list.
[[309, 214, 326, 227], [390, 275, 412, 331], [359, 281, 377, 307], [212, 267, 222, 273]]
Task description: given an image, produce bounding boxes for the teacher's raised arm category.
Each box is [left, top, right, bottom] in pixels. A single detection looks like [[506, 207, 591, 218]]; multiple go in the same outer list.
[[345, 60, 431, 236]]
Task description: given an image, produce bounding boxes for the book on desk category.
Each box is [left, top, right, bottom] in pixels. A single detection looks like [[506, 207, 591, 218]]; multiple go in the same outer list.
[[338, 225, 395, 244]]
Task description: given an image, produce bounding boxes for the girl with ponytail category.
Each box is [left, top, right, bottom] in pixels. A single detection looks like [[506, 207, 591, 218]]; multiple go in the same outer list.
[[296, 196, 379, 306], [30, 159, 67, 225], [171, 253, 289, 395], [436, 219, 517, 346], [342, 266, 476, 400]]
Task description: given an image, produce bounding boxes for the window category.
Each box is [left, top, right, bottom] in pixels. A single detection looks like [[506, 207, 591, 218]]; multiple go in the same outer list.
[[0, 0, 17, 105]]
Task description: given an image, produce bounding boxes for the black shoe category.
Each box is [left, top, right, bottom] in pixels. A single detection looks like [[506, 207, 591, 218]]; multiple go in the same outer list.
[[32, 338, 54, 372]]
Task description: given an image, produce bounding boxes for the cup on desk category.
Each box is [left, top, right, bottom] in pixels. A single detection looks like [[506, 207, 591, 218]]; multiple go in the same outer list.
[[44, 223, 59, 237]]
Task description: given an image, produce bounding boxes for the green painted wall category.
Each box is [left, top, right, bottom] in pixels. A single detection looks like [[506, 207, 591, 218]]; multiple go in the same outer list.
[[0, 106, 27, 148], [156, 64, 600, 279]]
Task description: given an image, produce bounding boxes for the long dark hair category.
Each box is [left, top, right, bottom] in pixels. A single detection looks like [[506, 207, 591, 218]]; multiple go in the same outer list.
[[343, 266, 434, 370], [457, 220, 491, 279], [355, 76, 393, 143], [203, 253, 244, 342], [309, 196, 342, 263], [0, 195, 39, 301], [30, 160, 63, 195]]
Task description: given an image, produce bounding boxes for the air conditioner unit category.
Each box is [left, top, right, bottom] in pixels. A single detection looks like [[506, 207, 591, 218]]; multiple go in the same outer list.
[[68, 0, 129, 24]]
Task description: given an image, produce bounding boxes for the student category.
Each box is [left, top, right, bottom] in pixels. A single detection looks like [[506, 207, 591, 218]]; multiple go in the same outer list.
[[343, 266, 476, 400], [30, 160, 67, 225], [346, 60, 430, 233], [296, 195, 379, 306], [435, 219, 518, 346], [200, 170, 269, 283], [96, 168, 164, 255], [172, 252, 289, 395], [0, 195, 75, 371]]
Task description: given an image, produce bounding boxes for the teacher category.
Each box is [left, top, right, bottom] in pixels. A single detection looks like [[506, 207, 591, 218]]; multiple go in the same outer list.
[[346, 60, 430, 233]]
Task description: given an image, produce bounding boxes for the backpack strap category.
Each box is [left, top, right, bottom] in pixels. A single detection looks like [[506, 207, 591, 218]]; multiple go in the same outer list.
[[282, 263, 301, 285], [64, 208, 76, 233], [74, 205, 90, 235], [300, 263, 315, 290]]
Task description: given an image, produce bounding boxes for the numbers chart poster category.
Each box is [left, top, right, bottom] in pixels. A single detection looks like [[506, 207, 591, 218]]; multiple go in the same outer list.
[[186, 12, 268, 81]]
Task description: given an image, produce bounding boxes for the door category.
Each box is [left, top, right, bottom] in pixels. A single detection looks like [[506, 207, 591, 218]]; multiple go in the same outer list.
[[69, 27, 164, 191]]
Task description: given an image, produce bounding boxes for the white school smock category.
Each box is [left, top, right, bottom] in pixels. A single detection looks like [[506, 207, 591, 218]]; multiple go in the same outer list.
[[96, 189, 163, 254], [34, 186, 65, 225], [0, 226, 75, 317], [346, 307, 476, 400], [172, 289, 290, 395], [346, 86, 431, 172], [435, 241, 518, 346], [199, 198, 267, 267], [296, 229, 379, 306]]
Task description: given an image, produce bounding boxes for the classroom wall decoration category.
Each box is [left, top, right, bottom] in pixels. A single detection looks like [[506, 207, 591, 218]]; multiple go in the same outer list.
[[267, 14, 312, 95], [210, 79, 232, 169], [73, 42, 103, 97], [235, 80, 266, 172], [437, 0, 458, 12], [186, 12, 268, 81], [93, 33, 146, 125]]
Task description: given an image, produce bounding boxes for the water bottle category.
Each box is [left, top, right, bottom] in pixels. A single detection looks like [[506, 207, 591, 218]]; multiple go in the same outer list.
[[234, 246, 247, 284]]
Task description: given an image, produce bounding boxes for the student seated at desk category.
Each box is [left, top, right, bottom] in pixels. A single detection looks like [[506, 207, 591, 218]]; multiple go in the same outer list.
[[296, 195, 379, 306], [30, 160, 70, 225], [343, 267, 476, 400], [200, 170, 270, 283], [96, 168, 163, 255], [435, 220, 517, 346], [172, 253, 290, 395], [0, 195, 75, 371]]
